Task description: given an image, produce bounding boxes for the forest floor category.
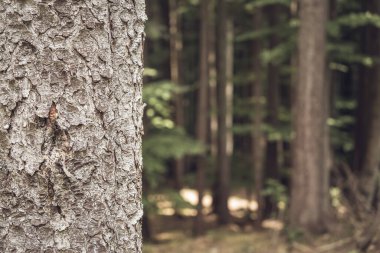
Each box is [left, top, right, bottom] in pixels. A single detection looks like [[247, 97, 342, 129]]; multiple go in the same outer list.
[[143, 189, 380, 253], [143, 214, 368, 253]]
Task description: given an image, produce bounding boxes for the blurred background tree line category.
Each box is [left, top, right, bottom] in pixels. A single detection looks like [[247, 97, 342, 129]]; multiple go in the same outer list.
[[142, 0, 380, 252]]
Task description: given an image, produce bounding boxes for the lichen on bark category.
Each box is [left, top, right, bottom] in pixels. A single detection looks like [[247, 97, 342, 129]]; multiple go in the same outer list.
[[0, 0, 146, 252]]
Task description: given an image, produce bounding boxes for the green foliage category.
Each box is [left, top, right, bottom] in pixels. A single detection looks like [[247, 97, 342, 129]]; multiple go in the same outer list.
[[245, 0, 291, 11], [261, 37, 295, 65], [143, 80, 205, 216], [262, 179, 288, 208], [329, 99, 357, 157], [146, 21, 168, 40], [144, 81, 176, 129], [236, 22, 296, 42], [144, 128, 204, 176], [329, 12, 380, 37], [328, 42, 374, 66], [143, 81, 205, 188], [148, 131, 195, 160]]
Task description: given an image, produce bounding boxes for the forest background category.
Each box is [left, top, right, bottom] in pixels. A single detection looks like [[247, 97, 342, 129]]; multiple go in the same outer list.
[[142, 0, 380, 252]]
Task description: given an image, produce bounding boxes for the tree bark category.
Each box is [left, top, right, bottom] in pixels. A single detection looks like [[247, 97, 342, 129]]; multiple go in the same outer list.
[[194, 0, 210, 236], [169, 0, 185, 190], [215, 0, 231, 225], [209, 0, 218, 163], [0, 0, 146, 252], [251, 7, 266, 225], [264, 4, 282, 219], [290, 0, 329, 233]]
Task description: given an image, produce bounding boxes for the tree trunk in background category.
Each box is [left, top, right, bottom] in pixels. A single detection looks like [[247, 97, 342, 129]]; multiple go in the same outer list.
[[209, 0, 220, 216], [353, 0, 372, 177], [251, 8, 266, 224], [0, 0, 146, 252], [354, 1, 380, 209], [288, 0, 298, 198], [169, 0, 185, 190], [226, 13, 234, 199], [289, 0, 298, 123], [290, 0, 329, 233], [209, 4, 218, 162], [194, 0, 210, 236], [264, 4, 282, 219], [320, 0, 338, 223], [215, 0, 231, 225]]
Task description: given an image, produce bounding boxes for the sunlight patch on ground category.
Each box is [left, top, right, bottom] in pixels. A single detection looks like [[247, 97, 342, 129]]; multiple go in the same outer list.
[[179, 188, 213, 207], [180, 188, 258, 211], [262, 219, 284, 231], [155, 189, 259, 217]]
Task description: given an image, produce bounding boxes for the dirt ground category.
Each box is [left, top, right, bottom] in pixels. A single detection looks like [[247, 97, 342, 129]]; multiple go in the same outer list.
[[143, 215, 379, 253], [143, 190, 380, 253]]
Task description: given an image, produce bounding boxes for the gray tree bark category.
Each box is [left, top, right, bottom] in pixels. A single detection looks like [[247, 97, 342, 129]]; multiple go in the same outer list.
[[169, 0, 185, 191], [290, 0, 329, 233], [0, 0, 146, 252], [215, 0, 231, 225], [194, 0, 210, 236], [251, 7, 265, 225]]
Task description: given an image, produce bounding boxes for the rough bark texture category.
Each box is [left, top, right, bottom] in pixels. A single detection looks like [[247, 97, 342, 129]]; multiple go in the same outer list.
[[0, 0, 146, 252], [290, 0, 329, 233]]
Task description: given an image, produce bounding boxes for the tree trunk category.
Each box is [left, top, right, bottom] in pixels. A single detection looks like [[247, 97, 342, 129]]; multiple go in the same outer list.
[[290, 0, 329, 233], [251, 7, 266, 225], [354, 1, 380, 209], [169, 0, 185, 190], [353, 1, 371, 176], [0, 1, 146, 252], [215, 0, 231, 225], [209, 0, 219, 215], [194, 0, 210, 236], [226, 13, 234, 194], [264, 4, 282, 219], [209, 1, 218, 162]]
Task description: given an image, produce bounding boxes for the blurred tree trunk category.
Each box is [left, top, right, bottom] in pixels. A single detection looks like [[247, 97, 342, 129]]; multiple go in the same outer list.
[[289, 0, 298, 121], [142, 177, 153, 241], [209, 1, 218, 163], [353, 0, 372, 177], [251, 7, 266, 224], [264, 4, 282, 219], [354, 0, 380, 209], [290, 0, 329, 233], [194, 0, 210, 236], [0, 0, 146, 252], [169, 0, 185, 190], [320, 0, 338, 223], [226, 11, 234, 198], [288, 0, 298, 197], [209, 0, 220, 216], [215, 0, 232, 225]]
